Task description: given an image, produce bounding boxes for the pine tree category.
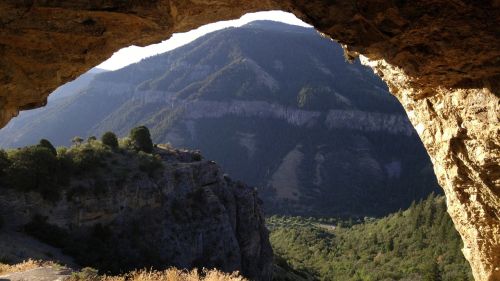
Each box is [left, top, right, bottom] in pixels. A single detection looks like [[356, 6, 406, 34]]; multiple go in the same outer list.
[[423, 260, 442, 281], [101, 132, 118, 148], [129, 126, 153, 153], [38, 139, 57, 155]]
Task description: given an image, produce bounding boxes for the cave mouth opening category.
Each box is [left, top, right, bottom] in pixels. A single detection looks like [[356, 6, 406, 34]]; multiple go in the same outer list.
[[0, 2, 499, 280], [0, 11, 441, 219], [0, 10, 472, 281]]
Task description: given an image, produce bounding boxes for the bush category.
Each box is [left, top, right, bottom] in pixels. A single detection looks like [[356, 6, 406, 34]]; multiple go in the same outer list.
[[6, 146, 62, 201], [101, 132, 118, 148], [70, 267, 99, 281], [0, 149, 10, 177], [137, 152, 163, 176], [71, 147, 106, 173], [72, 136, 84, 146], [38, 139, 57, 156], [129, 126, 153, 153]]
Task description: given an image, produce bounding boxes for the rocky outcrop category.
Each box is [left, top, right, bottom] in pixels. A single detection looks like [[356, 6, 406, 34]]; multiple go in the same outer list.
[[361, 56, 500, 281], [0, 1, 498, 280], [0, 146, 273, 281], [129, 99, 415, 135]]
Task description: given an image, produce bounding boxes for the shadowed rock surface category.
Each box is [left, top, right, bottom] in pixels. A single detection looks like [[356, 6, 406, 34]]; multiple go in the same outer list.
[[0, 145, 273, 281], [0, 1, 498, 280]]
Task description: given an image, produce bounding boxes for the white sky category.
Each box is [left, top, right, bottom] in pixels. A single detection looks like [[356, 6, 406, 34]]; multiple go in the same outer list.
[[97, 11, 311, 71]]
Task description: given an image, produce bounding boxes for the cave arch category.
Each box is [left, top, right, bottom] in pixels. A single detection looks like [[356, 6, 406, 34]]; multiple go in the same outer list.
[[0, 1, 498, 280]]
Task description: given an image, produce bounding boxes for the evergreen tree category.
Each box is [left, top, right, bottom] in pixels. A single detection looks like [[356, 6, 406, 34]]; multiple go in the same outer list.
[[0, 149, 11, 177], [6, 146, 61, 201], [38, 139, 57, 155], [129, 126, 153, 153], [423, 261, 442, 281], [101, 132, 118, 148]]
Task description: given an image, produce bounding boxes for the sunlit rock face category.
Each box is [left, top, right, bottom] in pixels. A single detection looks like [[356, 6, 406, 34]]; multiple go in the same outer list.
[[0, 1, 498, 280]]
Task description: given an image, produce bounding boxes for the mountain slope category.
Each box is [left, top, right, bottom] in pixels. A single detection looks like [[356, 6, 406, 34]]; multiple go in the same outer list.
[[0, 21, 439, 217], [268, 194, 473, 281]]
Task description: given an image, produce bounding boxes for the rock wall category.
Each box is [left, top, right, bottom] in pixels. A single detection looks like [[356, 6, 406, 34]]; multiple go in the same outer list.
[[361, 57, 500, 281], [0, 147, 273, 280], [0, 0, 498, 280]]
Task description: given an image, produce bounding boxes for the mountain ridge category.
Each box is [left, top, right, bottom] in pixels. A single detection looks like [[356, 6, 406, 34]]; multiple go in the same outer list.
[[0, 21, 439, 217]]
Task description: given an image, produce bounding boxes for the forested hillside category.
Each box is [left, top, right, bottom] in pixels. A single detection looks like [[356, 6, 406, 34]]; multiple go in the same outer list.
[[268, 194, 472, 281]]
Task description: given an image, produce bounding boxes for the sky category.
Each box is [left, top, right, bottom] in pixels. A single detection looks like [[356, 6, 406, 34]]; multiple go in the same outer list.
[[97, 11, 311, 71]]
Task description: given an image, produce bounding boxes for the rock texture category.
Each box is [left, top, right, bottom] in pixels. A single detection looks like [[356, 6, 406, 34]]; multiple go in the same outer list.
[[0, 146, 273, 281], [0, 1, 498, 280]]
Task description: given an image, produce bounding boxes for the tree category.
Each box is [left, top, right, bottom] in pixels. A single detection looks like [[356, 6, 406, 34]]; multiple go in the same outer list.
[[101, 132, 118, 148], [6, 146, 61, 201], [423, 260, 442, 281], [0, 149, 11, 177], [38, 139, 57, 155], [129, 126, 153, 153], [72, 136, 84, 146], [87, 136, 97, 143]]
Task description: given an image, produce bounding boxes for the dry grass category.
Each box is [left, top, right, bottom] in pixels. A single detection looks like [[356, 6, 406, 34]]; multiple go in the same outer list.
[[1, 261, 247, 281], [0, 259, 55, 275], [69, 267, 248, 281]]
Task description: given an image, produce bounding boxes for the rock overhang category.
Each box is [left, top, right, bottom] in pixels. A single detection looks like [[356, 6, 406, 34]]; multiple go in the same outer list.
[[0, 1, 498, 280]]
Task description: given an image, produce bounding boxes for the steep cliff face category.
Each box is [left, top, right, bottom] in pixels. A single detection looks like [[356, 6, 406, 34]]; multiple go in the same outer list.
[[361, 57, 500, 281], [0, 146, 273, 281], [0, 1, 498, 280]]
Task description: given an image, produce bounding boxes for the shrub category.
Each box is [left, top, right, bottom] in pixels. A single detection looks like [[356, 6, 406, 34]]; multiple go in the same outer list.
[[72, 136, 84, 146], [38, 139, 57, 156], [70, 267, 99, 281], [101, 132, 118, 148], [129, 126, 153, 153], [6, 146, 62, 201], [71, 147, 105, 173], [0, 149, 10, 177], [137, 152, 163, 176]]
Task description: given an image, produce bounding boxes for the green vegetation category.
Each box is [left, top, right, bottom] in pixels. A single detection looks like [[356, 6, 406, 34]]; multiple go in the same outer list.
[[3, 145, 68, 201], [129, 126, 153, 153], [38, 139, 57, 155], [0, 127, 162, 202], [101, 132, 119, 148], [268, 194, 473, 281]]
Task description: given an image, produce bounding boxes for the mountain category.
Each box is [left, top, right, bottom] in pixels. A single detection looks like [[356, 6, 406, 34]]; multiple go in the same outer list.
[[48, 68, 108, 102], [0, 21, 440, 217]]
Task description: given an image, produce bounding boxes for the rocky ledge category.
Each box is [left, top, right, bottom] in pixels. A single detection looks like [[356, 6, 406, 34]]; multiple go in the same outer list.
[[0, 145, 273, 281]]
